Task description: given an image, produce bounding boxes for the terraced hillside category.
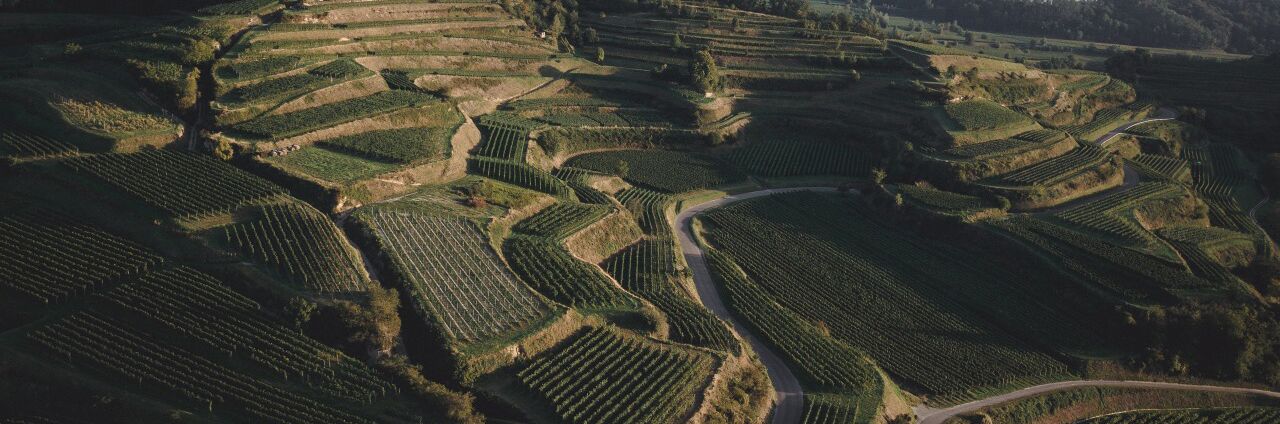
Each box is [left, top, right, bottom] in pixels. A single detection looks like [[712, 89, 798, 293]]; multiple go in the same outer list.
[[4, 1, 1280, 423]]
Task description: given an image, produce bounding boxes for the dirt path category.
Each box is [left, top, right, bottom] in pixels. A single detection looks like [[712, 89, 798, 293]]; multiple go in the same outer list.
[[914, 380, 1280, 424], [674, 187, 840, 424]]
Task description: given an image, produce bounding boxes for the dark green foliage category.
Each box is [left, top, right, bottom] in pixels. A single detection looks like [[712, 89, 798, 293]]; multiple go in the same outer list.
[[198, 0, 280, 15], [221, 56, 302, 80], [318, 127, 454, 164], [504, 235, 640, 311], [467, 157, 573, 197], [604, 238, 739, 353], [512, 203, 611, 241], [728, 139, 871, 178], [565, 149, 744, 193], [223, 203, 367, 293], [230, 91, 438, 140], [309, 59, 368, 79], [64, 149, 285, 218], [515, 327, 714, 424], [0, 206, 161, 304]]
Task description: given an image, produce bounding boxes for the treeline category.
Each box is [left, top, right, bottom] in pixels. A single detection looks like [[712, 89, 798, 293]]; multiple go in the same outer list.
[[879, 0, 1280, 54]]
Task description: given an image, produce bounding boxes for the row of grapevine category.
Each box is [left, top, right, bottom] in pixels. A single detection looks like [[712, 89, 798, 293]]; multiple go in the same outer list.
[[993, 217, 1228, 302], [230, 91, 438, 140], [504, 234, 642, 311], [0, 208, 160, 304], [218, 56, 301, 81], [800, 393, 880, 424], [700, 193, 1074, 400], [1078, 407, 1280, 423], [475, 112, 540, 162], [553, 167, 612, 205], [467, 157, 574, 197], [515, 327, 714, 424], [727, 138, 871, 178], [565, 149, 746, 193], [1128, 153, 1190, 181], [221, 59, 369, 107], [1054, 182, 1181, 249], [995, 144, 1110, 186], [100, 267, 394, 402], [358, 210, 555, 343], [0, 129, 77, 159], [198, 0, 279, 16], [537, 112, 672, 129], [64, 149, 286, 219], [616, 187, 672, 237], [893, 184, 997, 213], [318, 125, 456, 164], [223, 203, 368, 293], [1062, 108, 1134, 141], [943, 99, 1033, 131], [603, 238, 739, 353], [379, 70, 434, 93], [512, 202, 611, 241], [28, 312, 375, 424]]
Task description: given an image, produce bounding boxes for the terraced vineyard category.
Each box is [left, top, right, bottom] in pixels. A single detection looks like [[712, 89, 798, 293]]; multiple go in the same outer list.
[[357, 209, 556, 343], [223, 203, 367, 293], [475, 113, 540, 162], [100, 267, 395, 402], [0, 207, 161, 304], [566, 149, 745, 193], [1077, 407, 1280, 423], [513, 203, 610, 241], [468, 156, 573, 197], [504, 234, 640, 311], [617, 187, 673, 237], [728, 138, 871, 178], [64, 149, 286, 219], [515, 327, 715, 424], [0, 129, 77, 159], [603, 238, 738, 353], [993, 144, 1111, 186], [700, 192, 1077, 402], [230, 91, 438, 140]]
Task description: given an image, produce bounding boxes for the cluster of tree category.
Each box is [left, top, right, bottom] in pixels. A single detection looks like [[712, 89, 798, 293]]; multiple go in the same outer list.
[[878, 0, 1280, 54], [1124, 304, 1280, 387], [501, 0, 584, 51]]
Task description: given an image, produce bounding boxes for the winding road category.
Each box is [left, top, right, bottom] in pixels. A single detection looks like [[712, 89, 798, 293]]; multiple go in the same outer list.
[[1096, 107, 1178, 147], [914, 380, 1280, 424], [675, 187, 840, 424]]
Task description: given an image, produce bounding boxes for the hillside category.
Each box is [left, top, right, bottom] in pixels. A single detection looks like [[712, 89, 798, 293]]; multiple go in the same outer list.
[[2, 0, 1280, 423]]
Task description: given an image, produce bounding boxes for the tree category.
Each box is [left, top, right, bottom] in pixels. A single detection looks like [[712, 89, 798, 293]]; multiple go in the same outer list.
[[584, 27, 599, 44], [368, 286, 401, 353], [595, 47, 605, 63], [689, 49, 721, 94], [285, 297, 317, 330], [614, 160, 629, 178], [62, 42, 82, 56], [212, 137, 234, 160], [671, 33, 686, 50]]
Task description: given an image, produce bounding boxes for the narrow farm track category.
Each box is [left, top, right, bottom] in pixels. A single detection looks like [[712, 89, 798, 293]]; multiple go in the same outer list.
[[1096, 107, 1179, 147], [914, 380, 1280, 424], [675, 187, 840, 424]]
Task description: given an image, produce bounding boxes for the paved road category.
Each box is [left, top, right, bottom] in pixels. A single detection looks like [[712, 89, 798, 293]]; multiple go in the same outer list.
[[1096, 107, 1178, 147], [674, 187, 839, 424], [915, 379, 1280, 424]]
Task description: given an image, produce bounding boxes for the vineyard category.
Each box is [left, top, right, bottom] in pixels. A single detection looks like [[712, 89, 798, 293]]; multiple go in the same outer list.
[[229, 91, 438, 140], [705, 248, 883, 397], [565, 149, 745, 193], [800, 393, 880, 424], [223, 203, 368, 293], [553, 167, 612, 205], [356, 209, 556, 343], [616, 188, 673, 237], [468, 157, 573, 198], [943, 99, 1034, 131], [28, 312, 378, 424], [0, 207, 161, 304], [603, 238, 738, 353], [512, 202, 611, 241], [1077, 407, 1280, 423], [1053, 182, 1184, 250], [727, 138, 871, 178], [0, 129, 76, 159], [98, 267, 395, 403], [700, 192, 1079, 402], [894, 184, 999, 215], [220, 59, 371, 107], [317, 126, 455, 164], [475, 113, 540, 162], [515, 327, 715, 424], [504, 234, 641, 312], [64, 149, 286, 219], [992, 144, 1111, 186]]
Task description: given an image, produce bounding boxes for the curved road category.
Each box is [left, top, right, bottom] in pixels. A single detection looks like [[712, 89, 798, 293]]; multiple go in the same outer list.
[[676, 187, 840, 424], [915, 380, 1280, 424], [1096, 107, 1178, 147]]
